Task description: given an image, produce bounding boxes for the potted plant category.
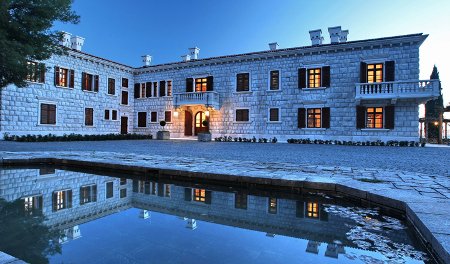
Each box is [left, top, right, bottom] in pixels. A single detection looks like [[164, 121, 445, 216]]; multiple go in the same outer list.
[[156, 120, 170, 140], [198, 120, 212, 142]]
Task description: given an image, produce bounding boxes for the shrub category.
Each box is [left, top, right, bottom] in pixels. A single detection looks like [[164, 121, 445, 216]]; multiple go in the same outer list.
[[5, 133, 152, 142]]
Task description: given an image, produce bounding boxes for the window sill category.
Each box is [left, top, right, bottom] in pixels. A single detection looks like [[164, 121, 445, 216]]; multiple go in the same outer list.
[[55, 85, 73, 89], [234, 91, 252, 94], [106, 93, 117, 97], [302, 87, 327, 91], [361, 128, 390, 132], [234, 121, 251, 124], [267, 89, 281, 92], [120, 104, 130, 106], [267, 121, 281, 124], [25, 81, 44, 85], [37, 124, 57, 126], [82, 90, 98, 94], [302, 128, 327, 131], [84, 125, 95, 128]]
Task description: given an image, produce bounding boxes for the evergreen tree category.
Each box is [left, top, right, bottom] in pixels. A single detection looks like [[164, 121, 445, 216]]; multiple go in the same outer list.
[[425, 65, 444, 118], [0, 0, 79, 88]]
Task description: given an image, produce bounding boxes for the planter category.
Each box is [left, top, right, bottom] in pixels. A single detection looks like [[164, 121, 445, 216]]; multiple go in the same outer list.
[[156, 131, 170, 140], [198, 133, 212, 142]]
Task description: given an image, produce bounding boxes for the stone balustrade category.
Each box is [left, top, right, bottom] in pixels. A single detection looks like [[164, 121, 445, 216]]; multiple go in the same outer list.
[[173, 91, 220, 109]]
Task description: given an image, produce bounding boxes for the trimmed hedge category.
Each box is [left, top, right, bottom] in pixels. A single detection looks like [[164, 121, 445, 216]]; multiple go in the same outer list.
[[286, 138, 425, 147], [4, 133, 152, 142], [215, 136, 278, 143]]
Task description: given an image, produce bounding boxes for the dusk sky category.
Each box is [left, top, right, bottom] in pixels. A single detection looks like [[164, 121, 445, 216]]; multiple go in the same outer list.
[[54, 0, 450, 105]]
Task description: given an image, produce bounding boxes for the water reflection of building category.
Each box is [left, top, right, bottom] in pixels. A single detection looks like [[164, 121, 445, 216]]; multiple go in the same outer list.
[[0, 167, 410, 255]]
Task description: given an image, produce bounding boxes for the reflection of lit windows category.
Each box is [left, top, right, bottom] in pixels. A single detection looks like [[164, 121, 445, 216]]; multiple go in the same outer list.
[[52, 190, 72, 211], [268, 197, 277, 214], [23, 195, 43, 216], [106, 182, 114, 199], [120, 178, 127, 185], [366, 107, 384, 128], [307, 202, 319, 218], [367, 63, 383, 83], [193, 189, 206, 203], [165, 184, 171, 197], [235, 193, 248, 210], [151, 182, 157, 195], [80, 185, 97, 205]]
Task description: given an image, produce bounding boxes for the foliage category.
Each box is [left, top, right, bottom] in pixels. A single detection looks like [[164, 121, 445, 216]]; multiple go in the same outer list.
[[159, 120, 166, 127], [202, 120, 209, 127], [286, 138, 423, 147], [3, 133, 152, 142], [425, 65, 444, 118], [215, 136, 277, 143], [0, 0, 79, 88], [0, 198, 61, 263]]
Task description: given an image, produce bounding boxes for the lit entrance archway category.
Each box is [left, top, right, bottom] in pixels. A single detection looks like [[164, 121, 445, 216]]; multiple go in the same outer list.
[[194, 111, 209, 135]]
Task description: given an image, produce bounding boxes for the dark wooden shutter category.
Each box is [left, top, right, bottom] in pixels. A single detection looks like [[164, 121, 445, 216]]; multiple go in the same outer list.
[[184, 188, 192, 201], [322, 66, 330, 87], [132, 180, 138, 193], [205, 191, 212, 204], [385, 61, 395, 82], [69, 70, 75, 88], [322, 107, 330, 128], [146, 82, 152, 97], [67, 190, 72, 208], [48, 104, 56, 124], [39, 63, 46, 83], [360, 62, 367, 83], [356, 106, 366, 129], [52, 192, 57, 211], [207, 76, 213, 91], [157, 183, 164, 197], [319, 205, 329, 221], [81, 72, 86, 90], [94, 75, 99, 92], [92, 185, 97, 202], [186, 78, 193, 92], [296, 201, 304, 218], [134, 83, 140, 98], [40, 104, 47, 124], [298, 108, 306, 128], [160, 81, 166, 97], [54, 66, 59, 86], [298, 68, 306, 88], [385, 105, 395, 129]]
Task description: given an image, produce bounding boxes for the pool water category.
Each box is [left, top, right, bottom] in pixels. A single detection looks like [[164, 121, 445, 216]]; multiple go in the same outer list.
[[0, 167, 434, 264]]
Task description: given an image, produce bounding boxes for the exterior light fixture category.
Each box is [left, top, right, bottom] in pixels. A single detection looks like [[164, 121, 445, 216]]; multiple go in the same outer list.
[[205, 110, 210, 117], [173, 111, 179, 118], [434, 121, 439, 126]]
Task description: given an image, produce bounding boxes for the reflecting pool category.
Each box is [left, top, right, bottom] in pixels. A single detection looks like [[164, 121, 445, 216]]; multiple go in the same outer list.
[[0, 167, 435, 263]]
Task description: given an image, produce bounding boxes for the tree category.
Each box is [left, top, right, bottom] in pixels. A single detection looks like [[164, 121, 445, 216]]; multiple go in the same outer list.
[[0, 0, 79, 88], [425, 65, 444, 118]]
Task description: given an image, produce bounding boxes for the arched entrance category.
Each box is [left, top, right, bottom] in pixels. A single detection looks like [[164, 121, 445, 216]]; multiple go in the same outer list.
[[194, 111, 209, 135]]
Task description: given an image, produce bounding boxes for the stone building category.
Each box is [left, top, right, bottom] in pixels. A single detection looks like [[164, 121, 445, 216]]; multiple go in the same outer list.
[[0, 27, 440, 142]]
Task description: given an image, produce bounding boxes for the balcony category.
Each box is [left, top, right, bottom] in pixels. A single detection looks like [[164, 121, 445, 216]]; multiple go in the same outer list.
[[173, 91, 220, 109], [355, 80, 440, 103]]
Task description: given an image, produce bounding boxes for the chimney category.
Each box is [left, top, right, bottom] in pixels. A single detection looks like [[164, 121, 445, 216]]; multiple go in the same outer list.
[[269, 42, 279, 50], [60, 31, 72, 48], [328, 26, 342, 44], [188, 47, 200, 60], [181, 54, 191, 62], [309, 29, 323, 46], [340, 30, 349, 43], [142, 55, 152, 66], [70, 35, 85, 51]]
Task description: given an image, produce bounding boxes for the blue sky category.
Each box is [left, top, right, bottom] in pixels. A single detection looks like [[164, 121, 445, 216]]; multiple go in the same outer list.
[[54, 0, 450, 104]]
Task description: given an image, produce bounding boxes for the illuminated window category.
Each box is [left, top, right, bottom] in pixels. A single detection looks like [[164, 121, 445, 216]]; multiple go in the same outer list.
[[108, 78, 115, 95], [26, 61, 45, 83], [80, 185, 97, 205], [167, 81, 172, 96], [23, 195, 43, 216], [307, 108, 321, 128], [52, 190, 72, 211], [366, 107, 384, 128], [367, 63, 383, 83], [236, 73, 250, 91], [269, 70, 279, 90], [307, 202, 319, 218], [268, 197, 277, 214], [308, 68, 321, 88], [193, 188, 206, 203], [195, 78, 208, 92], [235, 193, 248, 209]]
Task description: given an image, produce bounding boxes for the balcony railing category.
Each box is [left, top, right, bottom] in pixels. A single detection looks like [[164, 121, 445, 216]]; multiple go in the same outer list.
[[355, 80, 440, 102], [173, 91, 220, 109]]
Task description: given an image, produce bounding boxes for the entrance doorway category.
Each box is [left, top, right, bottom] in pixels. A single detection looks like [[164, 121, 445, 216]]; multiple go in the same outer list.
[[120, 116, 128, 134], [194, 111, 209, 135], [184, 111, 193, 136]]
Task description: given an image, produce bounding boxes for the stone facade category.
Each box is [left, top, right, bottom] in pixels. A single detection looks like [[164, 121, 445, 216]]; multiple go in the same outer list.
[[0, 32, 439, 142]]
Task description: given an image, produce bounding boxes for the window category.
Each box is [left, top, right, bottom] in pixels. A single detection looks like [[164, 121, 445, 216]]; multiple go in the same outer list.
[[308, 68, 321, 88], [82, 72, 99, 92], [367, 63, 383, 83], [307, 108, 321, 128], [153, 82, 158, 97], [23, 195, 43, 216], [269, 70, 279, 90], [26, 61, 45, 83], [269, 108, 279, 122], [235, 193, 248, 209], [268, 197, 277, 214], [150, 111, 158, 123], [138, 112, 147, 127], [112, 110, 118, 121], [40, 103, 56, 125], [85, 108, 94, 126], [54, 66, 74, 88], [236, 109, 249, 122], [195, 78, 207, 92], [121, 91, 128, 105], [80, 185, 97, 205], [52, 190, 72, 211], [366, 107, 384, 128], [193, 188, 206, 203], [140, 83, 146, 98], [133, 180, 146, 193], [120, 188, 127, 198], [120, 178, 127, 185], [165, 111, 172, 123], [122, 78, 128, 88], [151, 182, 157, 195], [106, 182, 114, 199], [167, 81, 172, 96], [165, 184, 171, 197], [307, 202, 319, 218], [104, 110, 110, 120], [236, 73, 250, 92], [39, 167, 55, 175], [108, 78, 115, 95], [159, 81, 166, 97]]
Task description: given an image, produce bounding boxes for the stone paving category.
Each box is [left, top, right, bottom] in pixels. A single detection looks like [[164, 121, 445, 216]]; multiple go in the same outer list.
[[0, 140, 449, 263]]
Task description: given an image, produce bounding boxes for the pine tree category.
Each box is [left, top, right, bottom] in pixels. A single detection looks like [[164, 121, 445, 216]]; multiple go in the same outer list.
[[0, 0, 79, 88], [425, 65, 444, 118]]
